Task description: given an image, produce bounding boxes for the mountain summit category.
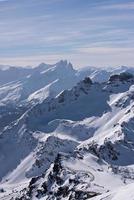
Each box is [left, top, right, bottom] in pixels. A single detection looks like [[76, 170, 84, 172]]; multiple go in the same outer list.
[[0, 62, 134, 199]]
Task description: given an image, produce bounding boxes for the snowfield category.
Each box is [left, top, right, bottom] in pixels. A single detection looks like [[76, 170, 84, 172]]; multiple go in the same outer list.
[[0, 61, 134, 199]]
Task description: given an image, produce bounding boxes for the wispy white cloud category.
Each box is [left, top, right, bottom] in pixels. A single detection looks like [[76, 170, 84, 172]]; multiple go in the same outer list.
[[100, 2, 134, 10], [0, 0, 134, 67], [76, 46, 134, 54], [0, 45, 134, 68]]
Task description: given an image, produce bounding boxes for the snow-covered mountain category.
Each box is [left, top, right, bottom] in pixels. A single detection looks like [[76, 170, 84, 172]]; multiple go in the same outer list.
[[0, 61, 77, 105], [0, 61, 134, 199], [0, 61, 134, 107]]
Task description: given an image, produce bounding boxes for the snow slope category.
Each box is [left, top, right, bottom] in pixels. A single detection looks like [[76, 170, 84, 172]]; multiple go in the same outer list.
[[0, 60, 79, 106], [0, 63, 134, 199], [0, 61, 134, 107]]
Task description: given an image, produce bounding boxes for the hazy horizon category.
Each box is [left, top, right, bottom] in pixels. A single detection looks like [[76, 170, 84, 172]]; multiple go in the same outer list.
[[0, 59, 134, 70]]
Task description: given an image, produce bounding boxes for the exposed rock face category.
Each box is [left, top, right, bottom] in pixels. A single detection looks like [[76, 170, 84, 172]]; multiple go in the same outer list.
[[0, 64, 134, 200], [109, 72, 134, 83], [16, 153, 101, 200]]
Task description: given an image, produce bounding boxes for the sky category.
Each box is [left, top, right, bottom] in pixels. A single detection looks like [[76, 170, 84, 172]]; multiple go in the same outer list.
[[0, 0, 134, 68]]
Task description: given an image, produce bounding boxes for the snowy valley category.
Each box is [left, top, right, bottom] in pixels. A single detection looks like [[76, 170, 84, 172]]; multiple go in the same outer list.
[[0, 61, 134, 200]]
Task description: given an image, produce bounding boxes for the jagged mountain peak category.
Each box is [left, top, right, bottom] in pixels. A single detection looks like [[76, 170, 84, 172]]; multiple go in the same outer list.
[[54, 60, 75, 73], [1, 64, 134, 199], [35, 60, 75, 73]]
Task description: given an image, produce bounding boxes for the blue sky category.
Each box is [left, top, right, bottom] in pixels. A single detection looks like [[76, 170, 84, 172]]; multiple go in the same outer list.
[[0, 0, 134, 67]]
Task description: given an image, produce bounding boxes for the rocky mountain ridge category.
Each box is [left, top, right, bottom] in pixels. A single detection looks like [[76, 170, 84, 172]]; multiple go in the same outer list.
[[0, 62, 134, 199]]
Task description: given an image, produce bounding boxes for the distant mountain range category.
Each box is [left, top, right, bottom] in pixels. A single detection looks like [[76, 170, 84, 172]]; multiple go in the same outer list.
[[0, 61, 134, 200]]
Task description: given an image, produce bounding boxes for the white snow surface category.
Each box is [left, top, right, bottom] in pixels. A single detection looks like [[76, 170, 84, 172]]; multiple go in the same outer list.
[[0, 61, 134, 199]]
